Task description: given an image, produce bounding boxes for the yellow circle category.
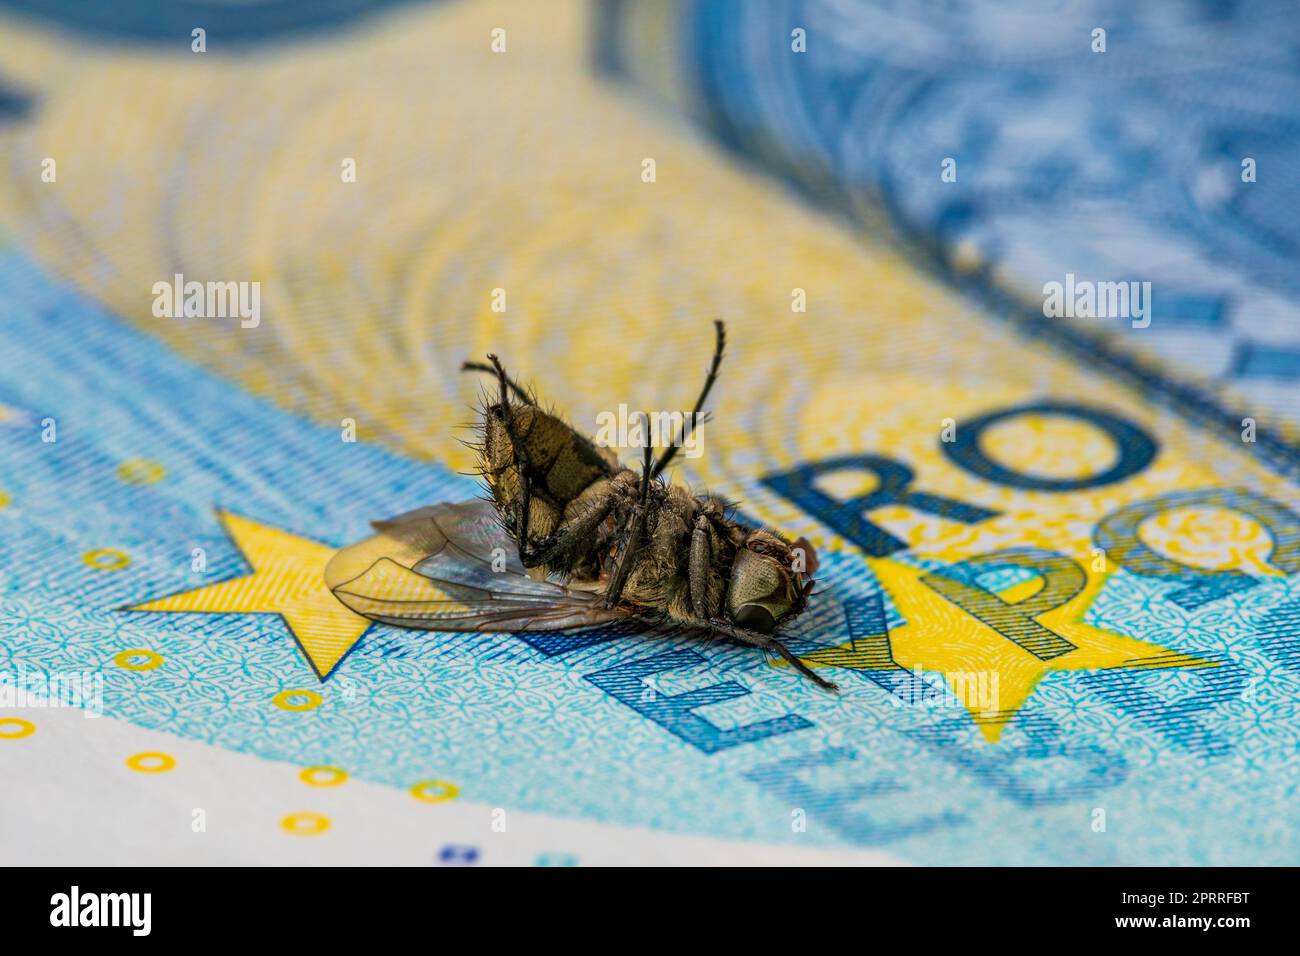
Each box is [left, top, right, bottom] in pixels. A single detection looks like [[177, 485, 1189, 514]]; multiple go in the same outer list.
[[114, 648, 164, 671], [299, 765, 348, 787], [0, 718, 36, 739], [281, 812, 331, 836], [273, 689, 323, 712], [978, 414, 1119, 481], [83, 548, 130, 571], [410, 779, 460, 804], [0, 490, 10, 509], [1140, 505, 1280, 577], [126, 751, 176, 773], [116, 458, 167, 485]]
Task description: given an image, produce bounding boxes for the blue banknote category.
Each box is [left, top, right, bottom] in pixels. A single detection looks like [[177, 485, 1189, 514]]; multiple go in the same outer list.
[[0, 244, 1294, 864], [3, 250, 1300, 863]]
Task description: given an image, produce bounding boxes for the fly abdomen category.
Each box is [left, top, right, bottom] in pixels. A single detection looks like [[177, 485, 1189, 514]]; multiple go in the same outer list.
[[483, 405, 618, 531]]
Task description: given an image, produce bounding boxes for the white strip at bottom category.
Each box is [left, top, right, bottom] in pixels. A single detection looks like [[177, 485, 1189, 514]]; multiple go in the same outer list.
[[0, 708, 903, 866]]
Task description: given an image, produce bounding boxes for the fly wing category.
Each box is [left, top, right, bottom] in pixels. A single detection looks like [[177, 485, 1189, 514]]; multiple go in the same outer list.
[[324, 500, 630, 632]]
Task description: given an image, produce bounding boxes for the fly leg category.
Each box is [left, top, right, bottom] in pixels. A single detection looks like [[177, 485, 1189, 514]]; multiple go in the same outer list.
[[688, 515, 718, 620], [485, 353, 545, 566], [527, 490, 617, 575], [461, 360, 534, 405], [603, 429, 654, 608], [711, 619, 840, 692]]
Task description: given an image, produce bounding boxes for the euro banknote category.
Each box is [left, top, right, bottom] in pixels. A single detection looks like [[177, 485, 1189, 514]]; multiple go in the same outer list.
[[0, 0, 1298, 865]]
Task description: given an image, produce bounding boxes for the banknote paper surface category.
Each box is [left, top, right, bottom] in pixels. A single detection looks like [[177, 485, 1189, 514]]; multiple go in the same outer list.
[[0, 0, 1298, 865]]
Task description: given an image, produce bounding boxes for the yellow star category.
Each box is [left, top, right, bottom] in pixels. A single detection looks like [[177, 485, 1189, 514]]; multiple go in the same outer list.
[[130, 512, 370, 680], [796, 556, 1213, 742]]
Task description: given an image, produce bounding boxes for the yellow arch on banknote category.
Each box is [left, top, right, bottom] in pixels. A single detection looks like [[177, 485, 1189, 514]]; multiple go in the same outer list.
[[1, 0, 1293, 740]]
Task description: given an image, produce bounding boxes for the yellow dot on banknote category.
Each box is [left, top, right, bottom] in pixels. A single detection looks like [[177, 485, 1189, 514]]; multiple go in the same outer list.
[[273, 689, 323, 712], [0, 490, 10, 508], [0, 718, 36, 739], [117, 458, 166, 485], [300, 765, 348, 787], [114, 648, 164, 671], [410, 780, 459, 804], [83, 548, 130, 570], [127, 751, 176, 773], [282, 812, 331, 836]]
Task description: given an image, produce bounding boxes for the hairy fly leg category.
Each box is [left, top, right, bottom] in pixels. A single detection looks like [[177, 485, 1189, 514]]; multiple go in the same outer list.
[[603, 427, 655, 608], [528, 487, 618, 576], [688, 514, 719, 620], [461, 359, 534, 405], [482, 353, 548, 566], [711, 619, 840, 692]]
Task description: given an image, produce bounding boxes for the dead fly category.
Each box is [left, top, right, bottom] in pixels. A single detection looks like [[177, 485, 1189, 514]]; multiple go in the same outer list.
[[324, 321, 837, 691]]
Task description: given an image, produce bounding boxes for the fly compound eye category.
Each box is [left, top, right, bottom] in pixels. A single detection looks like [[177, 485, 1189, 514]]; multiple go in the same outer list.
[[727, 547, 791, 628], [734, 603, 776, 634]]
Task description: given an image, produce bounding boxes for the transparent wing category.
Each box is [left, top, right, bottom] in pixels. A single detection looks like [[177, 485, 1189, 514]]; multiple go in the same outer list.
[[324, 500, 631, 632]]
